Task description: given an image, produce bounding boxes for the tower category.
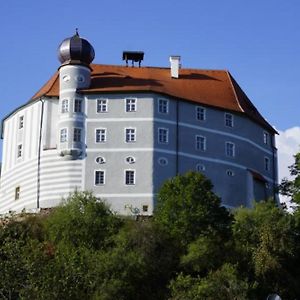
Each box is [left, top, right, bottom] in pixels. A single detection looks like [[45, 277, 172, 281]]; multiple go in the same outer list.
[[57, 30, 95, 159]]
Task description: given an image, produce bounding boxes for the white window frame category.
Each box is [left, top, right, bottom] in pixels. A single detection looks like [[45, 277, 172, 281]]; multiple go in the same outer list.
[[73, 128, 81, 143], [195, 135, 206, 151], [95, 128, 107, 143], [17, 144, 22, 158], [125, 128, 136, 143], [19, 116, 24, 129], [263, 131, 269, 145], [158, 128, 169, 144], [97, 99, 108, 113], [60, 128, 68, 143], [125, 98, 137, 112], [95, 170, 105, 185], [158, 99, 169, 114], [196, 106, 206, 121], [196, 163, 206, 172], [74, 99, 83, 113], [125, 170, 135, 185], [264, 157, 270, 172], [225, 113, 234, 128], [61, 99, 69, 113], [225, 142, 235, 157]]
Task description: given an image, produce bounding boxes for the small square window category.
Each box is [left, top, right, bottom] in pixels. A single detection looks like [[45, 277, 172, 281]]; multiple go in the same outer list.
[[61, 99, 69, 113], [60, 128, 67, 143], [263, 132, 269, 145], [95, 170, 105, 185], [15, 186, 20, 200], [96, 129, 106, 143], [142, 205, 148, 212], [73, 128, 81, 142], [17, 144, 22, 158], [125, 128, 136, 142], [97, 99, 108, 113], [225, 142, 235, 157], [158, 99, 169, 114], [126, 98, 136, 112], [264, 157, 270, 171], [196, 135, 206, 151], [158, 128, 169, 144], [19, 116, 24, 129], [225, 113, 233, 127], [74, 99, 83, 113], [196, 106, 206, 121], [125, 170, 135, 185]]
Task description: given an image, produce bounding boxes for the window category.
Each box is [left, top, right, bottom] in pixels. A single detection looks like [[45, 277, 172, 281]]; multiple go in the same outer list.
[[96, 129, 106, 143], [95, 156, 106, 164], [95, 170, 105, 185], [225, 142, 235, 157], [263, 131, 269, 145], [97, 99, 108, 113], [158, 157, 168, 166], [196, 106, 206, 121], [225, 113, 233, 127], [19, 116, 24, 129], [126, 156, 136, 164], [196, 135, 206, 151], [142, 205, 148, 212], [125, 170, 135, 185], [74, 99, 83, 113], [226, 169, 235, 176], [15, 186, 20, 200], [125, 98, 136, 112], [61, 99, 69, 113], [125, 128, 136, 142], [158, 128, 169, 144], [60, 128, 67, 143], [73, 128, 81, 142], [264, 157, 270, 171], [196, 164, 205, 172], [17, 144, 22, 158], [158, 99, 169, 114]]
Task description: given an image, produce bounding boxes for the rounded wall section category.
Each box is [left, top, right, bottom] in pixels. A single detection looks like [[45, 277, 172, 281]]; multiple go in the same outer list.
[[57, 65, 90, 158]]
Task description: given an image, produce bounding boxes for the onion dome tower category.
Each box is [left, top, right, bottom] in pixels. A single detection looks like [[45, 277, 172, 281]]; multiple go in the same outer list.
[[57, 30, 95, 159]]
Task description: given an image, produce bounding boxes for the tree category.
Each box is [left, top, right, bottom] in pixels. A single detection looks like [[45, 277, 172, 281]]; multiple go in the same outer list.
[[232, 201, 300, 299], [279, 152, 300, 206], [154, 171, 232, 246], [45, 191, 122, 250]]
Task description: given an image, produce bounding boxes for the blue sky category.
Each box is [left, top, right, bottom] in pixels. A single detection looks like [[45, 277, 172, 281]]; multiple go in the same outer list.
[[0, 0, 300, 161]]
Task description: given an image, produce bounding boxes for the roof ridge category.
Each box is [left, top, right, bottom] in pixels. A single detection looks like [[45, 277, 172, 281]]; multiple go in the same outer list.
[[90, 63, 227, 73]]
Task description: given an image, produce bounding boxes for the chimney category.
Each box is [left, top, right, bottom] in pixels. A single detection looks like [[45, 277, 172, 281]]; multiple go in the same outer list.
[[169, 55, 181, 78]]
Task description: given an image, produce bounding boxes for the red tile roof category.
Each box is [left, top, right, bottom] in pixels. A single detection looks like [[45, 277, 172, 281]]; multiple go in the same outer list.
[[31, 64, 276, 133]]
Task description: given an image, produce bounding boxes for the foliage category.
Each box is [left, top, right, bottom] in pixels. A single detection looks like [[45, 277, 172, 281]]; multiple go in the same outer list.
[[154, 171, 232, 246], [0, 171, 300, 299]]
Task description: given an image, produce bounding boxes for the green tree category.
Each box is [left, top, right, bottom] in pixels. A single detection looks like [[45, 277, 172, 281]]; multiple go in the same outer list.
[[154, 171, 232, 246], [45, 191, 122, 249], [169, 264, 249, 300], [232, 201, 300, 299]]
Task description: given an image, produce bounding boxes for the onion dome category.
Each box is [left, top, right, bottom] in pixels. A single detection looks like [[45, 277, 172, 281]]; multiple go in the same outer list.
[[57, 29, 95, 66]]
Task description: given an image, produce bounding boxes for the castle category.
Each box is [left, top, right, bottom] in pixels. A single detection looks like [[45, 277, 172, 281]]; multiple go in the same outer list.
[[0, 32, 278, 215]]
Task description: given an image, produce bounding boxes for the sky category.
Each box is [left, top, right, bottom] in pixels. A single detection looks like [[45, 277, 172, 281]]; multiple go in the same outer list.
[[0, 0, 300, 198]]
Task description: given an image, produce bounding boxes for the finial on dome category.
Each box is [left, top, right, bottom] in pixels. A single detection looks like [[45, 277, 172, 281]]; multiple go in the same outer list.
[[75, 28, 79, 36]]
